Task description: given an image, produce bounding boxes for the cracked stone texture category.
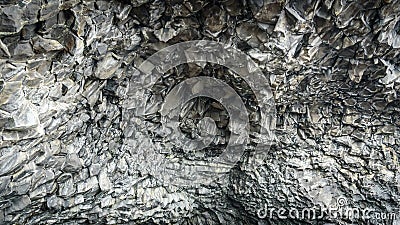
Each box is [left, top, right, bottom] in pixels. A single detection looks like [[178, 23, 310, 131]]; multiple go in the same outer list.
[[0, 0, 400, 224]]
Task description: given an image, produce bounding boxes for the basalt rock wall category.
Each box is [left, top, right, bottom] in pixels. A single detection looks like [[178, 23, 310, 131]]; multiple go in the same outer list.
[[0, 0, 399, 224]]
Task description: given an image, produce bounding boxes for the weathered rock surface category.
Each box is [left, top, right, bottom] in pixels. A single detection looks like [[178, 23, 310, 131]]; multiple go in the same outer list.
[[0, 0, 399, 224]]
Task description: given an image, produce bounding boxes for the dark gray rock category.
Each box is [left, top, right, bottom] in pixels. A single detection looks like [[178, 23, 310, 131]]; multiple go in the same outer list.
[[0, 0, 399, 224], [0, 5, 24, 35]]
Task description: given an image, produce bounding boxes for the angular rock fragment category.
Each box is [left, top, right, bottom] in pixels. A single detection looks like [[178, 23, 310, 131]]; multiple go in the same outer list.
[[203, 5, 226, 37], [0, 152, 26, 177], [349, 60, 368, 83], [47, 195, 64, 210], [94, 53, 120, 79], [253, 1, 284, 24], [0, 39, 11, 57], [380, 60, 400, 84], [62, 154, 82, 172], [130, 0, 150, 7], [0, 6, 24, 35], [98, 170, 112, 191], [40, 0, 60, 21], [7, 195, 31, 213], [154, 26, 179, 43], [11, 41, 34, 58], [32, 36, 64, 53]]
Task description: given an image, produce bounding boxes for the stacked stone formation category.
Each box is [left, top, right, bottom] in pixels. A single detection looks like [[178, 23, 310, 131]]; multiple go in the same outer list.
[[0, 0, 399, 224]]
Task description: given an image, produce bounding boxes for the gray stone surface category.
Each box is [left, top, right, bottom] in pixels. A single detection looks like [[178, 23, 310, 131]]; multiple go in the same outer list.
[[0, 0, 399, 224]]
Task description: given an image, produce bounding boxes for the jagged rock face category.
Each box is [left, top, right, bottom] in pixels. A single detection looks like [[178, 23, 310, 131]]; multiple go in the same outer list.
[[0, 0, 399, 224]]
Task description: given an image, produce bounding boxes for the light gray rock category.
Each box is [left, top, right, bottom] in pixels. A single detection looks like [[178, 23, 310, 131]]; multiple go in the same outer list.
[[32, 36, 64, 53], [94, 53, 120, 79], [7, 195, 31, 212], [0, 5, 24, 35], [62, 154, 82, 173], [0, 152, 27, 177], [98, 170, 112, 191], [47, 195, 64, 210]]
